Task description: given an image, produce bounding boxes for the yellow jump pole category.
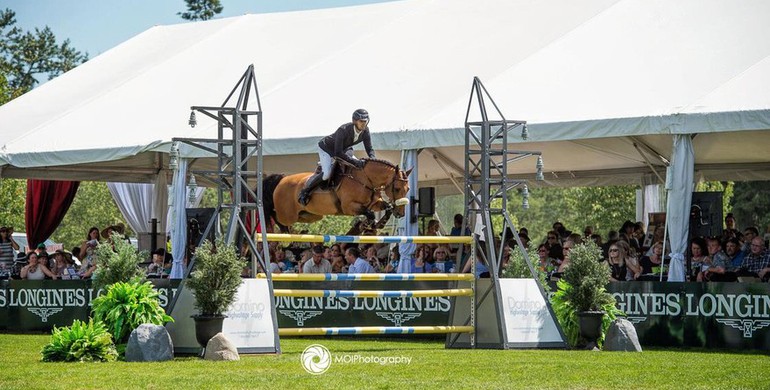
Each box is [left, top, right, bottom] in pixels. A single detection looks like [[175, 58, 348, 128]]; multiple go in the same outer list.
[[279, 325, 475, 336]]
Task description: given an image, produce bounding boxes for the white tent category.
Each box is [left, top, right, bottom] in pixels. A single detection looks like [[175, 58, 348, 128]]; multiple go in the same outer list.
[[1, 0, 768, 192]]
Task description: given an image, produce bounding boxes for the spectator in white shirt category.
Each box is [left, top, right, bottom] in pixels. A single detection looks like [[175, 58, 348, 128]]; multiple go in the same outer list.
[[346, 246, 375, 274], [302, 245, 332, 274]]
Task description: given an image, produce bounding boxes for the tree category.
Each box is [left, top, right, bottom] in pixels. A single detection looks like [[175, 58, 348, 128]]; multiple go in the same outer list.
[[0, 9, 88, 98], [51, 182, 129, 252], [0, 178, 26, 231], [178, 0, 223, 21]]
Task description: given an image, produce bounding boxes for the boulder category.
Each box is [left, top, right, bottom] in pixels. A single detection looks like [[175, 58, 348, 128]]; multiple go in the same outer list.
[[604, 318, 642, 352], [203, 333, 240, 361], [125, 324, 174, 362]]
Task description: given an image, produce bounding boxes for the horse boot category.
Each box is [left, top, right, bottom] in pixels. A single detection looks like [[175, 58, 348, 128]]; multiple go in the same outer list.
[[298, 171, 324, 206]]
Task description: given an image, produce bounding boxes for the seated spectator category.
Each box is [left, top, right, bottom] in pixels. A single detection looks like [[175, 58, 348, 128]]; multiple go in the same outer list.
[[461, 249, 489, 278], [605, 243, 627, 282], [553, 221, 571, 240], [52, 250, 78, 280], [583, 226, 594, 239], [302, 245, 332, 274], [296, 248, 312, 274], [554, 240, 575, 277], [590, 233, 602, 248], [384, 245, 400, 273], [39, 252, 53, 270], [689, 237, 709, 281], [618, 240, 641, 281], [346, 246, 375, 274], [78, 240, 98, 279], [329, 244, 347, 273], [742, 227, 759, 252], [722, 213, 740, 242], [517, 233, 530, 249], [273, 247, 288, 271], [724, 237, 744, 271], [20, 252, 57, 280], [536, 244, 557, 277], [449, 214, 471, 236], [363, 245, 382, 272], [639, 242, 664, 275], [700, 237, 734, 282], [409, 245, 433, 273], [738, 237, 770, 278], [545, 230, 561, 247], [147, 248, 167, 278], [432, 246, 454, 273]]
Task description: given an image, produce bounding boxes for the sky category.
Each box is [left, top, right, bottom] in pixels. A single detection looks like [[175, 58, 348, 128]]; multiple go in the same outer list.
[[2, 0, 395, 57]]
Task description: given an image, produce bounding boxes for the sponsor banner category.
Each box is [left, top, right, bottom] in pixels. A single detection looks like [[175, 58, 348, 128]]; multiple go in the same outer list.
[[605, 282, 770, 349], [273, 280, 456, 329], [2, 279, 769, 350], [0, 279, 179, 331]]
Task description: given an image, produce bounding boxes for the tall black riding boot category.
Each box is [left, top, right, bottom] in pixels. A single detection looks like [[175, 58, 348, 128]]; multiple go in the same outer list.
[[298, 172, 324, 206]]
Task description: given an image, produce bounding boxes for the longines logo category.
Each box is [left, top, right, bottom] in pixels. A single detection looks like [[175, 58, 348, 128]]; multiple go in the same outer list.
[[28, 307, 63, 322], [280, 310, 323, 326], [626, 317, 647, 324], [716, 319, 770, 338], [376, 312, 421, 326]]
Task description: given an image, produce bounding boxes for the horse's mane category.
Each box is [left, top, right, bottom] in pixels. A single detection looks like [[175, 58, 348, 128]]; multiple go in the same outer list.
[[363, 157, 398, 170]]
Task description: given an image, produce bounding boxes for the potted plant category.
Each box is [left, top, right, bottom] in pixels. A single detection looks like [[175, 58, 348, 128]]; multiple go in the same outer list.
[[550, 241, 623, 349], [185, 238, 244, 349]]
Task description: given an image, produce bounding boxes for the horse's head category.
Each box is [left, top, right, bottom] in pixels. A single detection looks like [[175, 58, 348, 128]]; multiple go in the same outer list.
[[384, 167, 412, 218]]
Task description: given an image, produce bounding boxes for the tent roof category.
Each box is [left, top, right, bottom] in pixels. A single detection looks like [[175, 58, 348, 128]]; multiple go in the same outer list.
[[1, 0, 769, 190]]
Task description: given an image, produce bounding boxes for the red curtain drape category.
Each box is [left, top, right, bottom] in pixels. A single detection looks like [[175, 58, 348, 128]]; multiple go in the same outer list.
[[25, 179, 80, 249]]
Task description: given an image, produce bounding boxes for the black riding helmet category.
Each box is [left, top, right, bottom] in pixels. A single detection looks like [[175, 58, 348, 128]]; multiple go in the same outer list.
[[352, 109, 369, 123]]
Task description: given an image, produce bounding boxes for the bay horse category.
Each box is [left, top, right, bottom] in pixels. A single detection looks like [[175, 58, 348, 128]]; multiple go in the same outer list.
[[262, 158, 411, 232]]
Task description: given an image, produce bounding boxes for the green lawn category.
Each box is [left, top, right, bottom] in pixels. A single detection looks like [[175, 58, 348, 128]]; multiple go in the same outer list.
[[0, 333, 768, 389]]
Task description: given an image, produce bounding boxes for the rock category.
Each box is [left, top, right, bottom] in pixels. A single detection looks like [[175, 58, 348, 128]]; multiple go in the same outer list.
[[203, 333, 240, 361], [604, 318, 642, 352], [125, 324, 174, 362]]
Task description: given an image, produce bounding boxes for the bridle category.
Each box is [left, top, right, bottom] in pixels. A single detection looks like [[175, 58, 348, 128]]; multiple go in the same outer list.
[[342, 163, 407, 216]]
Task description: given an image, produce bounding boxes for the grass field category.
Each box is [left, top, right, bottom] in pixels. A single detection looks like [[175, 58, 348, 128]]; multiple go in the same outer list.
[[1, 333, 768, 389]]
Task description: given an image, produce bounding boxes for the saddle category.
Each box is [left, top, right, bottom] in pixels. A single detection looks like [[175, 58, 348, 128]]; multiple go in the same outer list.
[[318, 159, 356, 190]]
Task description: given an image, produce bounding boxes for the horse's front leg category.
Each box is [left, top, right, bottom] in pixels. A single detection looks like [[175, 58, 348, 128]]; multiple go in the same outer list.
[[369, 199, 392, 213]]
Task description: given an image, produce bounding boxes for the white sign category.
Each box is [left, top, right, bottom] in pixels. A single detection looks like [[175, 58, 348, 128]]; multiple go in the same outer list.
[[221, 279, 277, 351], [498, 279, 564, 345]]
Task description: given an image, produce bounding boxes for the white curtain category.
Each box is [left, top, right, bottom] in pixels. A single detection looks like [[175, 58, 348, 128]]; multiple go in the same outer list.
[[169, 159, 189, 279], [642, 184, 664, 229], [666, 135, 694, 282], [107, 183, 154, 234], [396, 149, 418, 273]]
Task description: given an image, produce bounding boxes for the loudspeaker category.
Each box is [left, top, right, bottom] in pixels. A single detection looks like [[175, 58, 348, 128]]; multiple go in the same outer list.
[[690, 192, 723, 239], [186, 208, 216, 247], [418, 187, 435, 216]]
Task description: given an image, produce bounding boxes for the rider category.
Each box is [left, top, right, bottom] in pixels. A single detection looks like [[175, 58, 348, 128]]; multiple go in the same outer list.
[[298, 109, 376, 206]]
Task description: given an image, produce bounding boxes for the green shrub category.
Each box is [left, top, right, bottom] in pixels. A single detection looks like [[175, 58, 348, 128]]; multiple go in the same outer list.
[[501, 244, 550, 290], [91, 281, 174, 344], [92, 232, 147, 291], [550, 242, 624, 348], [187, 238, 244, 316], [41, 319, 118, 362]]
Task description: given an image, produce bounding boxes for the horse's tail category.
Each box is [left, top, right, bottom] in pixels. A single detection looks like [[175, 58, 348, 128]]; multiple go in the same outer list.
[[261, 173, 285, 228]]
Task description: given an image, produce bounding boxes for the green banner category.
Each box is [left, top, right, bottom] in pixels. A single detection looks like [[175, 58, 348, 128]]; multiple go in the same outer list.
[[0, 279, 179, 331], [2, 279, 768, 350]]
